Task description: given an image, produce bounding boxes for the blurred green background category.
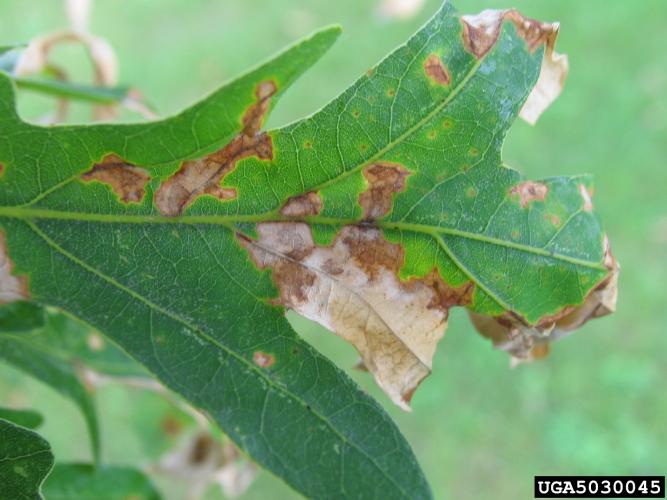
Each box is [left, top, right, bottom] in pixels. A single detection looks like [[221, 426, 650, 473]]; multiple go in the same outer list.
[[1, 0, 665, 498]]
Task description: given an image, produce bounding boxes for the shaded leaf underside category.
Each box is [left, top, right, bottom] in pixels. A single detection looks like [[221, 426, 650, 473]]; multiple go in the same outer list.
[[0, 3, 616, 499]]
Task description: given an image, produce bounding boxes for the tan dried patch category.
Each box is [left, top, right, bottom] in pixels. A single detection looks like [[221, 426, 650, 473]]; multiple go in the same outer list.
[[359, 163, 410, 220], [155, 81, 276, 216], [423, 54, 451, 86], [460, 9, 568, 124], [0, 232, 29, 304], [81, 154, 151, 203], [510, 181, 548, 208], [253, 351, 275, 368], [579, 184, 593, 212], [280, 192, 322, 217], [469, 238, 618, 363], [240, 222, 473, 410]]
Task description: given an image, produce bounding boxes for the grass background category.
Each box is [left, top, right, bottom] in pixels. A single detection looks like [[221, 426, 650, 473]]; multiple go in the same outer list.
[[1, 0, 666, 498]]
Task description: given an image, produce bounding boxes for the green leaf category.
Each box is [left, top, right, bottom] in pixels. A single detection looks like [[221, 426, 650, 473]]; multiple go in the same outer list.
[[42, 463, 161, 500], [0, 407, 43, 429], [0, 301, 45, 332], [0, 418, 54, 500], [0, 3, 618, 498], [0, 332, 101, 464]]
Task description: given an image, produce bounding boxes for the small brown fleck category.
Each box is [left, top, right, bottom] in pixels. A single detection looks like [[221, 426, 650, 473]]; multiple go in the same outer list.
[[359, 162, 410, 220], [466, 186, 478, 198], [443, 119, 453, 129], [548, 214, 561, 226], [0, 162, 4, 176], [510, 181, 548, 208], [303, 141, 312, 149], [427, 130, 437, 140], [469, 147, 479, 157], [352, 110, 361, 118], [160, 415, 183, 437], [81, 154, 150, 203], [387, 88, 395, 97], [423, 54, 451, 86], [253, 351, 275, 368], [156, 81, 277, 216], [280, 191, 322, 217]]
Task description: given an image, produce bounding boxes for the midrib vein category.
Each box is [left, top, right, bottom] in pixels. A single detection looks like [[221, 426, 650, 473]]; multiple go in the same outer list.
[[0, 205, 607, 271]]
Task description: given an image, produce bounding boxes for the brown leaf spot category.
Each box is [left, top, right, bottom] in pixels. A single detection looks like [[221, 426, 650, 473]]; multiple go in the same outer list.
[[0, 162, 4, 176], [359, 163, 410, 220], [510, 181, 548, 208], [579, 183, 593, 212], [280, 192, 322, 217], [422, 271, 474, 313], [190, 434, 215, 465], [240, 223, 474, 410], [155, 81, 276, 216], [423, 54, 451, 86], [253, 351, 275, 368], [81, 154, 150, 203], [461, 9, 558, 59], [0, 232, 29, 303]]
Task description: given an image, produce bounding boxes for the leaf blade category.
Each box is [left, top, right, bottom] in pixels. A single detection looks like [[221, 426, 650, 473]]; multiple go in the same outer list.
[[0, 418, 54, 500], [42, 464, 161, 500]]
